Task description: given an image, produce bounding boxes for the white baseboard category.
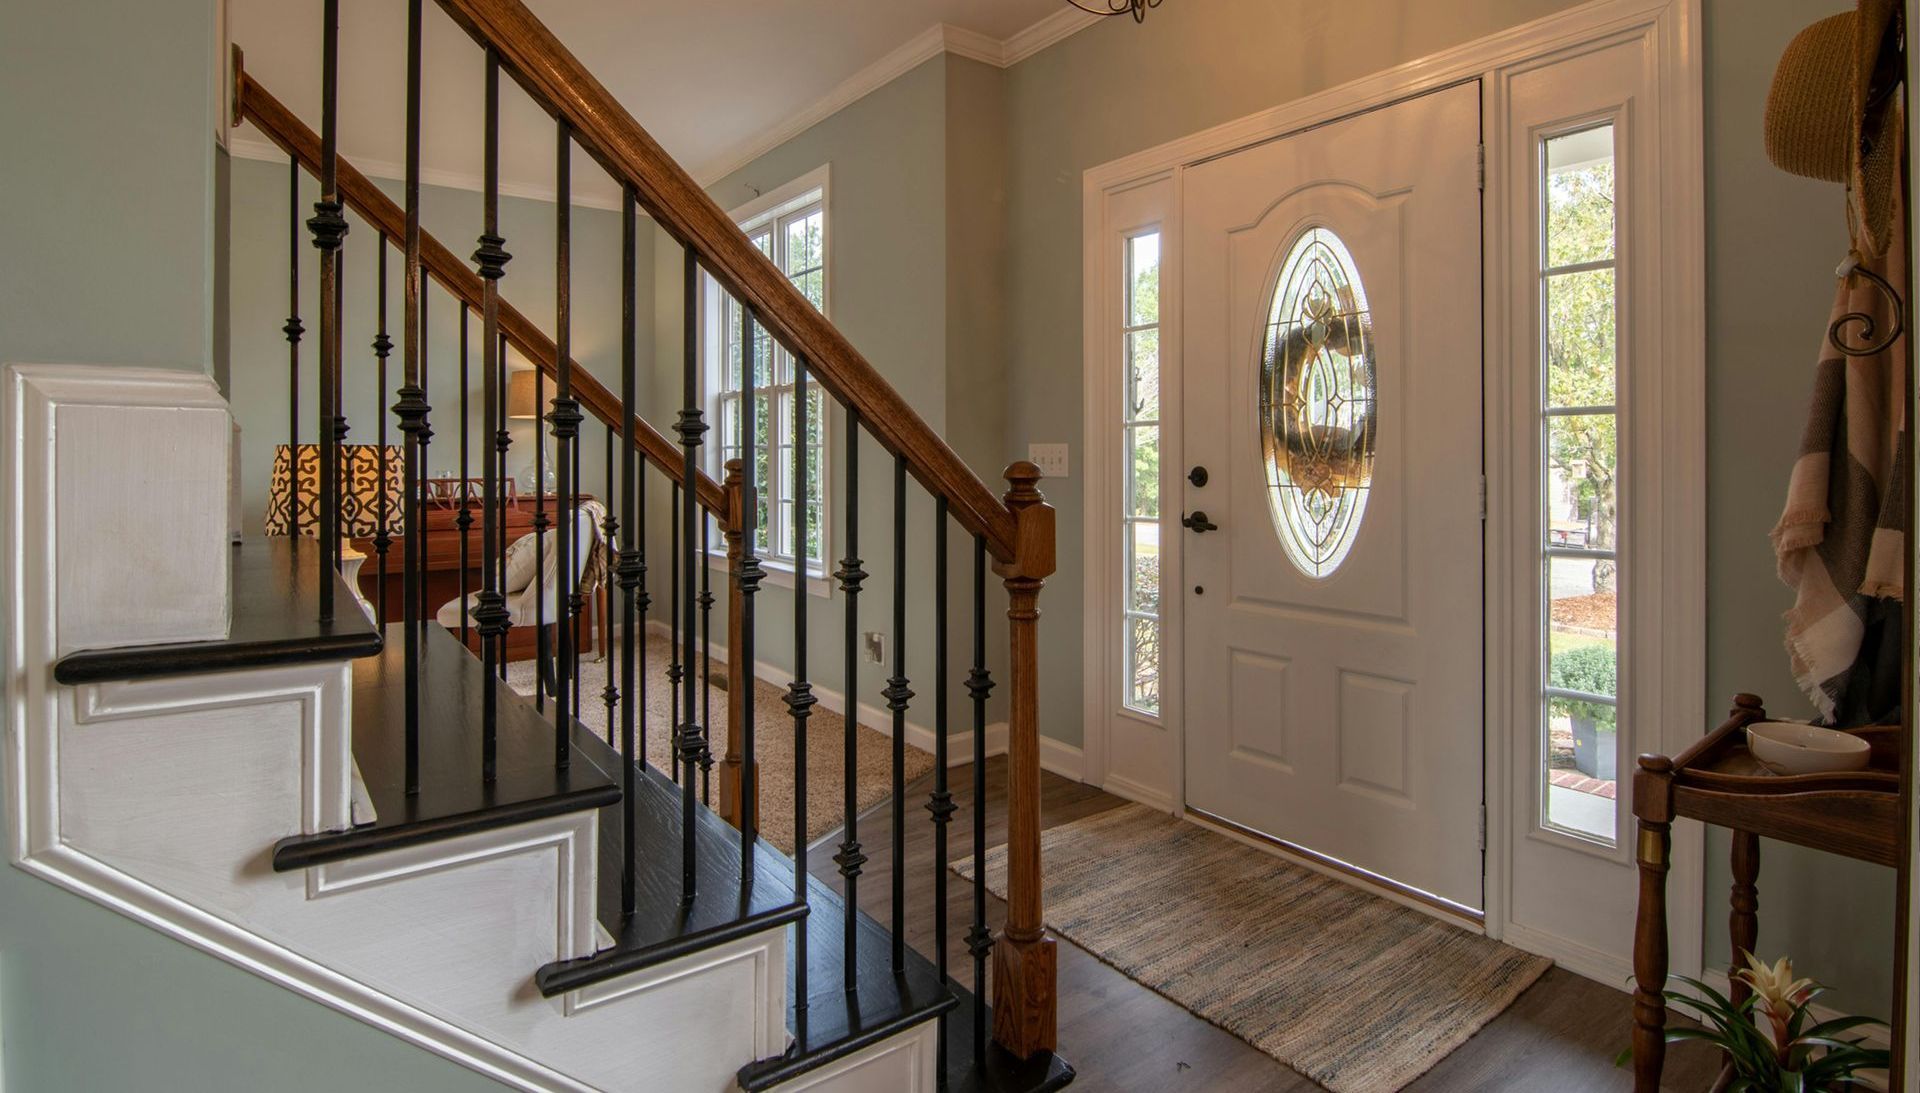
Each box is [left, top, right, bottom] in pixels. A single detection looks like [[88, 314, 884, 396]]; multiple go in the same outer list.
[[1100, 773, 1174, 813], [1500, 921, 1633, 992], [644, 620, 1008, 766], [1038, 737, 1084, 782]]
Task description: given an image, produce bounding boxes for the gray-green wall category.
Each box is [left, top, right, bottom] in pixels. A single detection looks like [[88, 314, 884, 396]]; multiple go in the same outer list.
[[0, 1, 498, 1088], [1698, 0, 1896, 1017]]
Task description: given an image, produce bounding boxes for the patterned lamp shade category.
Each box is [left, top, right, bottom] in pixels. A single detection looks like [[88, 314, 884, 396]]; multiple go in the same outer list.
[[264, 443, 405, 538]]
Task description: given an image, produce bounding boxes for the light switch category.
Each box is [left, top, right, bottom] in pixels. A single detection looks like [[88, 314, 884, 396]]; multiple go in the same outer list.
[[1028, 443, 1070, 479]]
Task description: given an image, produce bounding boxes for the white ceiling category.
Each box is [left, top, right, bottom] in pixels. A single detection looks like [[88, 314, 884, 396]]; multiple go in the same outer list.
[[230, 0, 1077, 206]]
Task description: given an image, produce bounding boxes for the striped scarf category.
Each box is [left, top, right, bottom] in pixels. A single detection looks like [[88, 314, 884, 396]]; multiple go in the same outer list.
[[1771, 209, 1907, 726]]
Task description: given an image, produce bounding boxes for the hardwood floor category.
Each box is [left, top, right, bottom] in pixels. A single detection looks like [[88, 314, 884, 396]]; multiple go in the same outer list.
[[804, 757, 1725, 1091]]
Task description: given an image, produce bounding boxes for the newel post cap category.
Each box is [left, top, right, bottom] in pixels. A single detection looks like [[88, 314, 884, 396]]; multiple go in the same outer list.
[[998, 461, 1055, 582]]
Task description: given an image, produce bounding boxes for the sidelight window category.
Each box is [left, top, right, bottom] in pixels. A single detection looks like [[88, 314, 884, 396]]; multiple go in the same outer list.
[[1538, 125, 1619, 844], [1122, 231, 1163, 716]]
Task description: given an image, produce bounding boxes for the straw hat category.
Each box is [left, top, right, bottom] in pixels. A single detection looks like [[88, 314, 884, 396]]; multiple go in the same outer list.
[[1764, 0, 1902, 255]]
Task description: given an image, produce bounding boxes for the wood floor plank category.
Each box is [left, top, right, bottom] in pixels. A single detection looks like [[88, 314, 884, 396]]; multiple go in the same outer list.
[[808, 757, 1723, 1091]]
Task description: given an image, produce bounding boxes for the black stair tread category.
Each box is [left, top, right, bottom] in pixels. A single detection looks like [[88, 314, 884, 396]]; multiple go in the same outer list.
[[532, 730, 807, 995], [272, 622, 619, 871], [54, 536, 383, 685]]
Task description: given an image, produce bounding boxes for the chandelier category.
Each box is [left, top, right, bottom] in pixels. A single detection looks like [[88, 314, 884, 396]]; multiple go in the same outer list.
[[1068, 0, 1163, 23]]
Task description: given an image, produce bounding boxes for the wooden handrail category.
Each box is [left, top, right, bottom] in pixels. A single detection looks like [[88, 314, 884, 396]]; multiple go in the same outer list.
[[234, 63, 731, 523], [431, 0, 1019, 563]]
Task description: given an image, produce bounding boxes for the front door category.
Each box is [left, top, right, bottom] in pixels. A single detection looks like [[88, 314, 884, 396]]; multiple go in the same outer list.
[[1181, 83, 1485, 911]]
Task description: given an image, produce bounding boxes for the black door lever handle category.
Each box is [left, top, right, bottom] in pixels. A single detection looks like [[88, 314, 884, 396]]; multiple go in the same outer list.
[[1182, 510, 1218, 533]]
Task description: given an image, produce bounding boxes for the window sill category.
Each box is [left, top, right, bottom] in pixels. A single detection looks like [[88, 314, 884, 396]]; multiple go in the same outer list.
[[702, 550, 833, 599]]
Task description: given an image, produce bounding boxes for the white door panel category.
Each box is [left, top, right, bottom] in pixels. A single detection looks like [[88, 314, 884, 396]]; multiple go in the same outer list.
[[1182, 83, 1484, 910]]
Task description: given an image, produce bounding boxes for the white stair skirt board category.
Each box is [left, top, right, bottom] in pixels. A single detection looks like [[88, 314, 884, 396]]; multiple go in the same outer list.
[[767, 1019, 938, 1092], [5, 365, 818, 1092]]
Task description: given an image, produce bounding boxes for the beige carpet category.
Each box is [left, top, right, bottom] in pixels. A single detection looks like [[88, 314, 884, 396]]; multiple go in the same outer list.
[[955, 804, 1549, 1092], [507, 633, 934, 854]]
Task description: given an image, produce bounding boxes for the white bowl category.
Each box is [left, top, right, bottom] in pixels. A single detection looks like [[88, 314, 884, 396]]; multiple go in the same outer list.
[[1745, 721, 1871, 775]]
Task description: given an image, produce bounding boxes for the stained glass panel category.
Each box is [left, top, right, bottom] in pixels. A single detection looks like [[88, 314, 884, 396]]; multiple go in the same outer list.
[[1259, 227, 1376, 578]]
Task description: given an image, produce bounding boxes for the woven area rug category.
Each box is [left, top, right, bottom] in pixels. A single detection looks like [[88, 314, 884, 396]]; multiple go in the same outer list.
[[954, 804, 1549, 1092], [507, 633, 933, 854]]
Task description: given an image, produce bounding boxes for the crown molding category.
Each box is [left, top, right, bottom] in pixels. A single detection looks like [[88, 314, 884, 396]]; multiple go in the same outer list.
[[226, 135, 630, 213], [690, 8, 1103, 186]]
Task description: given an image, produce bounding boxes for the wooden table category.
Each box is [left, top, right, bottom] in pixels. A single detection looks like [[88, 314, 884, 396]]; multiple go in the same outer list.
[[1629, 694, 1903, 1091], [351, 492, 604, 662]]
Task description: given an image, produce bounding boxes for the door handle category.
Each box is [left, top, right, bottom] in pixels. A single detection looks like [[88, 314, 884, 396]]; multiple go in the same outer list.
[[1182, 510, 1219, 534]]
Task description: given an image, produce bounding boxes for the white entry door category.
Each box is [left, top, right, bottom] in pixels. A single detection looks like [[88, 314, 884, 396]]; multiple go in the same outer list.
[[1181, 83, 1485, 911]]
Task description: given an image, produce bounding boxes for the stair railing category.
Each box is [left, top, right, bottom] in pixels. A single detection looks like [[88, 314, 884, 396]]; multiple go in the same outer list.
[[239, 0, 1060, 1067]]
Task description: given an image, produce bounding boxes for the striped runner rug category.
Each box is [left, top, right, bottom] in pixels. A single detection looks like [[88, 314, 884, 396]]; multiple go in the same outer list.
[[954, 803, 1549, 1091]]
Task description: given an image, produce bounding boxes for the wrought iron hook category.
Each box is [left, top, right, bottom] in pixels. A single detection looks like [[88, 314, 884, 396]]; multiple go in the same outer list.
[[1829, 251, 1905, 358]]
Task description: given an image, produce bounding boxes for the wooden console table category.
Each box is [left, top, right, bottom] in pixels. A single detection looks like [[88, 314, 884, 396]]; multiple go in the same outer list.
[[1629, 694, 1903, 1091], [350, 492, 605, 662]]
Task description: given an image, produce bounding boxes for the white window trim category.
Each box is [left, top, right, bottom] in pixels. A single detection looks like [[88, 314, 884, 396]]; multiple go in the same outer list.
[[1080, 0, 1704, 987], [701, 164, 832, 597]]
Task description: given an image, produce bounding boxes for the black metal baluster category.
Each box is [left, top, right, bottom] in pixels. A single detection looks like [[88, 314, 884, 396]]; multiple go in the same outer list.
[[371, 237, 394, 624], [457, 307, 472, 645], [887, 455, 912, 973], [534, 362, 549, 711], [572, 413, 585, 719], [471, 49, 513, 780], [550, 118, 581, 769], [616, 184, 642, 917], [927, 496, 954, 1075], [738, 308, 764, 870], [495, 330, 512, 680], [967, 535, 994, 1063], [600, 420, 620, 748], [417, 283, 432, 633], [700, 512, 714, 804], [833, 409, 866, 988], [669, 484, 681, 782], [308, 0, 348, 620], [394, 0, 427, 797], [285, 155, 304, 536], [785, 360, 814, 1030], [677, 245, 706, 905]]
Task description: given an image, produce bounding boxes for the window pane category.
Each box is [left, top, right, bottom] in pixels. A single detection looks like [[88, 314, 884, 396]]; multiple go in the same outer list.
[[724, 298, 744, 390], [786, 210, 822, 276], [1127, 233, 1160, 326], [1544, 554, 1618, 841], [1128, 328, 1160, 422], [1127, 424, 1159, 519], [1546, 268, 1615, 406], [1546, 126, 1615, 268], [1545, 413, 1617, 552], [1127, 521, 1160, 614], [793, 268, 824, 311], [1126, 616, 1161, 715]]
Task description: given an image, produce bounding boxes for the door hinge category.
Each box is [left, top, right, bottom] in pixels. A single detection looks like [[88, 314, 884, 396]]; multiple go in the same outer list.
[[1476, 143, 1486, 191], [1478, 475, 1488, 521], [1478, 804, 1487, 851]]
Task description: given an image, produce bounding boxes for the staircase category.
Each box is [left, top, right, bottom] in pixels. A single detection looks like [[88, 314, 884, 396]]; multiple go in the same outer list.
[[1, 1, 1072, 1090]]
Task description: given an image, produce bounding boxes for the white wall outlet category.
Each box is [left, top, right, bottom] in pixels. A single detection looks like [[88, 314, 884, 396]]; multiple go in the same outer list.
[[864, 631, 885, 664], [1028, 443, 1069, 479]]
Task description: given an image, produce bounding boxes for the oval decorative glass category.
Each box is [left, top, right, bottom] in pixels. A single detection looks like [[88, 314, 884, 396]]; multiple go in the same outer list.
[[1259, 226, 1377, 578]]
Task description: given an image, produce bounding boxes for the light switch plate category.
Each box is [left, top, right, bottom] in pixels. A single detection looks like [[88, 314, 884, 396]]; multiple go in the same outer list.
[[1028, 443, 1069, 479]]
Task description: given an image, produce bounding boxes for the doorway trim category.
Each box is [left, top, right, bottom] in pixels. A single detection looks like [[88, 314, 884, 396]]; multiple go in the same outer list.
[[1080, 0, 1704, 985]]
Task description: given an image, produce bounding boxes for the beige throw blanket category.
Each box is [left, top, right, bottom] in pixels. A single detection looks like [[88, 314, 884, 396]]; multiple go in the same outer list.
[[1772, 215, 1908, 724]]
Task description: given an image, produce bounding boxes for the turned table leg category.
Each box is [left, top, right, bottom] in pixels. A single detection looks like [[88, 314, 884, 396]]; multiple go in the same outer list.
[[1633, 816, 1672, 1091], [1728, 830, 1760, 1005]]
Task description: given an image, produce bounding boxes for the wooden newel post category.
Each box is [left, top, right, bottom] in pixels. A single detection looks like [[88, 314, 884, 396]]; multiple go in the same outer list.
[[718, 458, 756, 828], [991, 460, 1058, 1059]]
